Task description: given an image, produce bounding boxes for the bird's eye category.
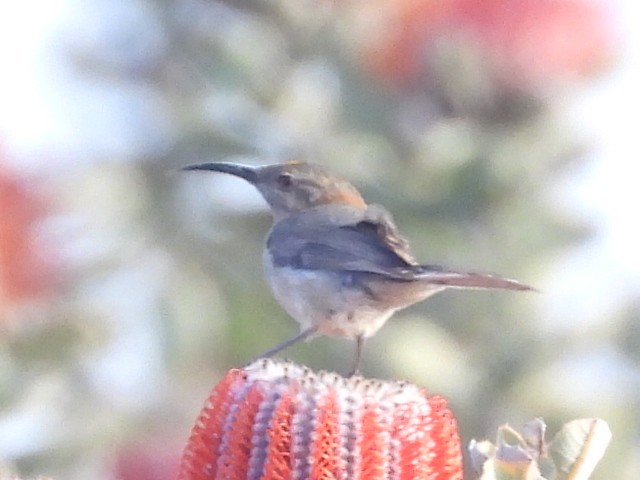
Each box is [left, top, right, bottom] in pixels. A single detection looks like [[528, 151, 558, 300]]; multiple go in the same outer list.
[[277, 173, 293, 188]]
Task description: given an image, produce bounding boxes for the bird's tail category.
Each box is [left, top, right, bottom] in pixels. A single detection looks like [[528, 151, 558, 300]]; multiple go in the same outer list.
[[415, 265, 535, 291]]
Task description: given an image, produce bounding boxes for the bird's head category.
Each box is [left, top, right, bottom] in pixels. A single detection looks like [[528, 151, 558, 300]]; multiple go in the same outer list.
[[182, 161, 366, 219]]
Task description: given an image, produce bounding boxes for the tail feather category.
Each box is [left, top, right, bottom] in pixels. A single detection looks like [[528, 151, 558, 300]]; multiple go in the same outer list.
[[416, 266, 535, 292]]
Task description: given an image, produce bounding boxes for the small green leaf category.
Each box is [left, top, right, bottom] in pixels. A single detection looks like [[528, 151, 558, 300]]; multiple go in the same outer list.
[[494, 443, 543, 480], [498, 424, 528, 449], [522, 418, 547, 457], [469, 438, 497, 475], [549, 418, 611, 480]]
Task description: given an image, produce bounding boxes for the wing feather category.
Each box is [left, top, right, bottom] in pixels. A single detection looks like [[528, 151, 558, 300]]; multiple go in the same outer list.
[[267, 205, 417, 278], [266, 205, 534, 292]]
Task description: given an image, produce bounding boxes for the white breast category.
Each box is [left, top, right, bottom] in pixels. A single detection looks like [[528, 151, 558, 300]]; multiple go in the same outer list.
[[262, 250, 395, 339]]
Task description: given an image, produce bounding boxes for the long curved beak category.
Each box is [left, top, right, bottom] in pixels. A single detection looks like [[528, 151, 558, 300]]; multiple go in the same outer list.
[[181, 162, 259, 183]]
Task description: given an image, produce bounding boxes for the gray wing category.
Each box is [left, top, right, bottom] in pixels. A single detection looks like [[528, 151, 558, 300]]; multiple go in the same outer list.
[[267, 205, 420, 279], [267, 204, 534, 291]]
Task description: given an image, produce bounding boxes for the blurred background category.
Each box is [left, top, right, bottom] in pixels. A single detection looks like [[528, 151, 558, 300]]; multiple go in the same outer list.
[[0, 0, 638, 478]]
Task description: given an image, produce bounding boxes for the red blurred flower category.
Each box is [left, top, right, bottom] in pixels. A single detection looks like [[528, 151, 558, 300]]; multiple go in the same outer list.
[[447, 0, 615, 86], [113, 441, 181, 480], [362, 0, 455, 87], [179, 359, 463, 480], [364, 0, 615, 88], [0, 161, 56, 317]]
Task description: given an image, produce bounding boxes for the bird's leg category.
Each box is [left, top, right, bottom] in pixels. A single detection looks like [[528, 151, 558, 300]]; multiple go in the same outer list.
[[348, 334, 365, 377], [245, 326, 319, 366]]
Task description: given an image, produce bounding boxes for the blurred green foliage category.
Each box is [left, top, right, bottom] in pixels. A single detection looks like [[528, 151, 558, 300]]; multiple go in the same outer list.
[[1, 1, 636, 479]]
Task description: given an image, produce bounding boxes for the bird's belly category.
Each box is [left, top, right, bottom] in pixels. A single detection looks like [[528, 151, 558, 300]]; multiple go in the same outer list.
[[263, 259, 394, 339], [319, 307, 394, 339]]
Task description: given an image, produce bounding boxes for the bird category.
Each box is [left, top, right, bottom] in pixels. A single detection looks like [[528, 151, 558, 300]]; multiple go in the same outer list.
[[182, 160, 533, 375]]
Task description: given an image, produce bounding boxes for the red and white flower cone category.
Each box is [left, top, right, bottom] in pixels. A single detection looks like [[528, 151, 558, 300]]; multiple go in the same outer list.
[[179, 359, 463, 480]]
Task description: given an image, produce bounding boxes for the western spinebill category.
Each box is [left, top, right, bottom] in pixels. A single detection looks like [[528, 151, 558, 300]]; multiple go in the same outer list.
[[183, 161, 533, 375]]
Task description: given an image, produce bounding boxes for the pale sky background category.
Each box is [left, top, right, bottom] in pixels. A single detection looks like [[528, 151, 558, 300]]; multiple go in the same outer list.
[[539, 0, 640, 333]]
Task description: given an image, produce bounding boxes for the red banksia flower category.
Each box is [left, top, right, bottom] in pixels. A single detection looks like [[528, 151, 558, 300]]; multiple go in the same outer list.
[[0, 163, 56, 315], [179, 359, 462, 480], [363, 0, 614, 88]]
